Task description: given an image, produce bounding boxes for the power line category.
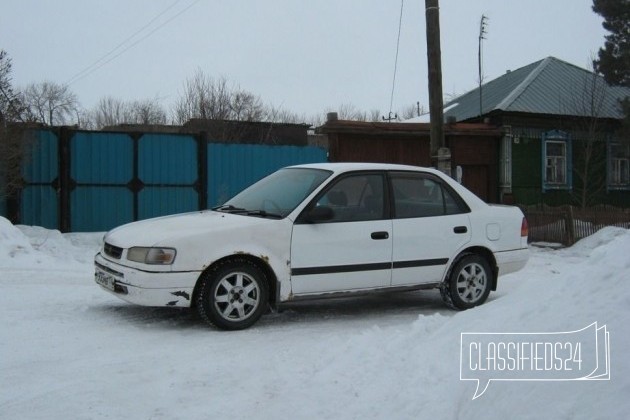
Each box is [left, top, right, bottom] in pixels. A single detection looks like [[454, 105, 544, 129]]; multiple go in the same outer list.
[[66, 0, 182, 86], [388, 0, 405, 118], [66, 0, 201, 87]]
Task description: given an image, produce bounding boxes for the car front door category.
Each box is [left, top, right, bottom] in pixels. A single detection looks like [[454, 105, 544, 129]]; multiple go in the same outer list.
[[389, 172, 472, 286], [290, 172, 392, 295]]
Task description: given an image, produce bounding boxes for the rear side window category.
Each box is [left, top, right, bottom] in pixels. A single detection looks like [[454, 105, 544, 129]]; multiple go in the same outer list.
[[390, 173, 467, 218]]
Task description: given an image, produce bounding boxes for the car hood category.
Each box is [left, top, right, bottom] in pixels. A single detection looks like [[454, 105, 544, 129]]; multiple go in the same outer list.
[[105, 210, 279, 248]]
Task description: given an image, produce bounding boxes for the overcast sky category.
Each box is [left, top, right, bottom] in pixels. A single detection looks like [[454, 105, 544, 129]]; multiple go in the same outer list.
[[2, 0, 607, 121]]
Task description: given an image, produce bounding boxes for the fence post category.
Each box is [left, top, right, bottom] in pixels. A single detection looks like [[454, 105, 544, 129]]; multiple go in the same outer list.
[[128, 133, 143, 222], [565, 205, 576, 246], [197, 131, 209, 210], [58, 126, 71, 233]]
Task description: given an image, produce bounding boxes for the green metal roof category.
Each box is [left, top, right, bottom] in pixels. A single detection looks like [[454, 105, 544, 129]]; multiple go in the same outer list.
[[437, 57, 630, 122]]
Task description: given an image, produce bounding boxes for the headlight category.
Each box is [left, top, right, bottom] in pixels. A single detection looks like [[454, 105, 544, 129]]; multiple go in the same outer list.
[[127, 247, 177, 265]]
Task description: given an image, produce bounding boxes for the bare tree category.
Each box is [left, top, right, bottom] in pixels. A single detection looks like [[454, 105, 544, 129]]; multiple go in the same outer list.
[[231, 91, 264, 121], [86, 96, 167, 129], [22, 81, 79, 125], [400, 103, 424, 119], [128, 99, 167, 126], [264, 105, 305, 124], [334, 103, 369, 121], [172, 70, 265, 124], [0, 50, 33, 207], [568, 61, 612, 208], [88, 96, 129, 128], [0, 50, 26, 124], [369, 109, 382, 122]]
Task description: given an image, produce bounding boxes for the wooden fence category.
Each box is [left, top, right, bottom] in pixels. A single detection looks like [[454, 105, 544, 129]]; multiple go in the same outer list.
[[520, 204, 630, 246]]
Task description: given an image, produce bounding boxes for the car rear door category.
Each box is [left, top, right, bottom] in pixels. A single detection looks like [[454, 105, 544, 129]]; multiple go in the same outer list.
[[290, 172, 392, 295], [389, 172, 472, 286]]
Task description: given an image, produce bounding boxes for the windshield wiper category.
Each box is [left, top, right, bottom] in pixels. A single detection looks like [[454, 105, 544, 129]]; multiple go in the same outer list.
[[212, 205, 282, 219], [212, 204, 248, 213], [245, 210, 283, 219]]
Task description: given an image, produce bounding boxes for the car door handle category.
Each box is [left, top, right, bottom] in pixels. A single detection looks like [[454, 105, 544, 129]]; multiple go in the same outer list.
[[371, 231, 389, 240], [453, 226, 468, 234]]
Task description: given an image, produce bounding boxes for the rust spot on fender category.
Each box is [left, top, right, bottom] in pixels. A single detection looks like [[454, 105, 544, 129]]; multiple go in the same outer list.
[[260, 255, 270, 264], [171, 291, 190, 300]]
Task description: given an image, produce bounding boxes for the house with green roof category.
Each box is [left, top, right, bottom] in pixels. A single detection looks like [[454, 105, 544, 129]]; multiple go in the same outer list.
[[410, 56, 630, 207]]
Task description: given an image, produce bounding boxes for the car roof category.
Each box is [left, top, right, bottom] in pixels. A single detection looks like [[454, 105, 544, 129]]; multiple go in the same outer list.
[[288, 162, 438, 174], [288, 162, 488, 209]]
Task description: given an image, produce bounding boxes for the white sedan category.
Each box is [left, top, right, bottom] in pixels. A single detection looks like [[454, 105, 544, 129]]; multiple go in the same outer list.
[[95, 163, 529, 330]]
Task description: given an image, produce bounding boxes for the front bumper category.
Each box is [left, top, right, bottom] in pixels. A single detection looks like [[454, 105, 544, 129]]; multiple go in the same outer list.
[[94, 253, 200, 308], [495, 247, 529, 276]]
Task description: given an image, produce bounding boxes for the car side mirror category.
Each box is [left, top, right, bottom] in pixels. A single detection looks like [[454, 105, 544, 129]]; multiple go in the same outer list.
[[303, 205, 334, 223]]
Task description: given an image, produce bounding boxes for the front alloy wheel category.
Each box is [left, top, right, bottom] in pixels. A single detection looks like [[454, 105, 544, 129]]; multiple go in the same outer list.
[[197, 259, 268, 330]]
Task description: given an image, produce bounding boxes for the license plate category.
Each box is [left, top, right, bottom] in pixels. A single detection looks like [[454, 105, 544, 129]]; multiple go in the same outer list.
[[95, 269, 116, 291]]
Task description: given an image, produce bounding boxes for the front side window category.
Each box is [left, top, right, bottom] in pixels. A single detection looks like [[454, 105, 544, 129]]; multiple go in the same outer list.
[[314, 174, 385, 222], [391, 173, 467, 218], [609, 142, 630, 189], [542, 131, 572, 191]]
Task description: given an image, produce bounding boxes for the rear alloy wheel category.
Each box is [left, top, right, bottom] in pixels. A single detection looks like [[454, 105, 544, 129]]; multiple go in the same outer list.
[[197, 259, 268, 330], [441, 255, 492, 310]]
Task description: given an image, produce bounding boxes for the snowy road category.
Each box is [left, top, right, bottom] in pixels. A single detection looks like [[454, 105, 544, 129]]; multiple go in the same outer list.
[[1, 218, 628, 419]]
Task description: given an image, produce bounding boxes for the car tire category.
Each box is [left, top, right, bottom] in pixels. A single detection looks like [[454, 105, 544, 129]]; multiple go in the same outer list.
[[196, 259, 269, 330], [440, 254, 492, 310]]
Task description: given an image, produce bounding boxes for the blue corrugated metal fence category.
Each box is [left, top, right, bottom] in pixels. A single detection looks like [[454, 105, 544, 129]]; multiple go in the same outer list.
[[20, 130, 59, 229], [207, 143, 328, 206], [10, 128, 327, 231]]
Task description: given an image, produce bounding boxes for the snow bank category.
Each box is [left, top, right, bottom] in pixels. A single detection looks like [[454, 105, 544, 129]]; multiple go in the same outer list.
[[0, 216, 102, 270], [1, 218, 628, 419], [0, 216, 34, 258], [274, 227, 630, 419]]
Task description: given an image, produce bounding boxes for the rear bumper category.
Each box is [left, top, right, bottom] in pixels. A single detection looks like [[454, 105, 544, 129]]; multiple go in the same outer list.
[[495, 247, 529, 276], [94, 253, 200, 307]]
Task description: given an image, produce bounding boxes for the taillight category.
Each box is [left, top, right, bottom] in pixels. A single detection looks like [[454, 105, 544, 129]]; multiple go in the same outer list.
[[521, 217, 528, 237]]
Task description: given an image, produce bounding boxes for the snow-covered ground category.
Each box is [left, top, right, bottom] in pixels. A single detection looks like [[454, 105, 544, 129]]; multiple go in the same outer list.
[[1, 215, 628, 419]]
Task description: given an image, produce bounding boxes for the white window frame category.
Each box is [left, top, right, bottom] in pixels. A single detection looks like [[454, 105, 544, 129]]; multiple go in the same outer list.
[[608, 141, 630, 190], [499, 131, 512, 192], [542, 130, 572, 192], [545, 141, 567, 185]]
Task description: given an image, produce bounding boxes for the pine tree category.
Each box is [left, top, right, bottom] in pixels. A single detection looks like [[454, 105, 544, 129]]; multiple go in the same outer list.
[[592, 0, 630, 87], [593, 0, 630, 137]]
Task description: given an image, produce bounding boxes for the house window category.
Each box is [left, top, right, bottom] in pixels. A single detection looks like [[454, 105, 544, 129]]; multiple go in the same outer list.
[[542, 130, 572, 191], [499, 131, 512, 192], [545, 141, 566, 184], [608, 142, 630, 189]]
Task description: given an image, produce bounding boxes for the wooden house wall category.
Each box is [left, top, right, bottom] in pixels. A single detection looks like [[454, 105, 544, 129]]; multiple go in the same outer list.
[[494, 113, 630, 207], [327, 130, 501, 203], [328, 133, 432, 166]]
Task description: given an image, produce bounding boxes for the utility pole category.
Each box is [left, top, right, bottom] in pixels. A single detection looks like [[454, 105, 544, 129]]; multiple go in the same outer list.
[[425, 0, 449, 174], [478, 15, 488, 116]]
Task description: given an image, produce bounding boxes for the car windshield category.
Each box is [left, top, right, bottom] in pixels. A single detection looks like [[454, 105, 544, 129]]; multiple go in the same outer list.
[[215, 168, 332, 218]]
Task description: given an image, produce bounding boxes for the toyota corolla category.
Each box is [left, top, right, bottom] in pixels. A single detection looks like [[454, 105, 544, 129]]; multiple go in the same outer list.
[[95, 163, 529, 330]]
